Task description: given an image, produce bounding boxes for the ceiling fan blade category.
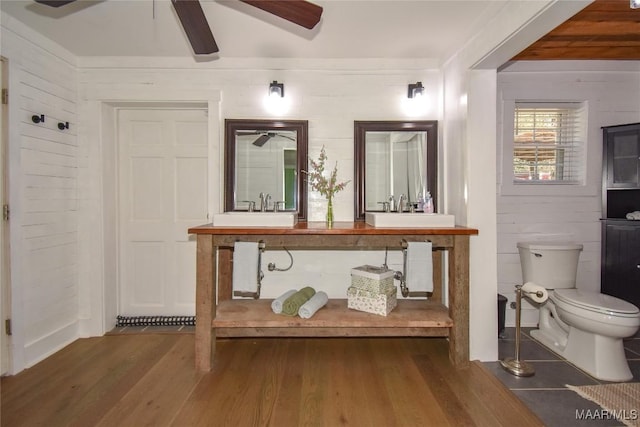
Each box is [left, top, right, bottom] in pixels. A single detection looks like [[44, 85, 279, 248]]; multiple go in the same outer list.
[[171, 0, 219, 55], [240, 0, 323, 29], [252, 134, 271, 147], [34, 0, 77, 7]]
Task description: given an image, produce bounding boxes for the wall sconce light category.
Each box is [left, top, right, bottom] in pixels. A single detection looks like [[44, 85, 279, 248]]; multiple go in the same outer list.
[[269, 80, 284, 98], [31, 114, 45, 124], [58, 122, 69, 130], [407, 82, 424, 99]]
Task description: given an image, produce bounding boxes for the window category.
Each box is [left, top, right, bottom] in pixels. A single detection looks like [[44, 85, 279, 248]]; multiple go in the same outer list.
[[513, 102, 585, 184]]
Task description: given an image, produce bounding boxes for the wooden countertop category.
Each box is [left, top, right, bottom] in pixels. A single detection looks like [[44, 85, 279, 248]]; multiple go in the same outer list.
[[188, 221, 479, 236]]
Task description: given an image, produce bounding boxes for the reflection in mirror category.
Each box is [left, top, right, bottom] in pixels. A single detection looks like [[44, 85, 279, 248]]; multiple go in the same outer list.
[[354, 121, 438, 221], [224, 119, 308, 221], [364, 131, 427, 211], [235, 130, 297, 210]]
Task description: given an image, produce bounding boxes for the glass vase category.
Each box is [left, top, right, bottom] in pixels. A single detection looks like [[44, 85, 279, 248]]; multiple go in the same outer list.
[[326, 197, 334, 227]]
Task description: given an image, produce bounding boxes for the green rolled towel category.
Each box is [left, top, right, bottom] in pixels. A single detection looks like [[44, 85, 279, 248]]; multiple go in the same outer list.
[[281, 286, 316, 316]]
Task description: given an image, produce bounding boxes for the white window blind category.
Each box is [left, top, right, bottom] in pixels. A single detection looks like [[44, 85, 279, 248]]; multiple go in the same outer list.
[[513, 102, 585, 184]]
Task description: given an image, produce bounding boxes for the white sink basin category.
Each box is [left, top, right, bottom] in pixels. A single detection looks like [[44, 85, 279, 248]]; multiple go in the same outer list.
[[212, 212, 297, 227], [365, 212, 455, 228]]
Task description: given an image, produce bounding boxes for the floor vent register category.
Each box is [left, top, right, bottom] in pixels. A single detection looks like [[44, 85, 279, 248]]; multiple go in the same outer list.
[[115, 315, 196, 327]]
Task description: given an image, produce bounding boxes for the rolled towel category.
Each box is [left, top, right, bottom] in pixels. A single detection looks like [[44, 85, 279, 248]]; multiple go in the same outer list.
[[281, 286, 316, 316], [299, 291, 329, 319], [626, 210, 640, 220], [271, 289, 297, 314]]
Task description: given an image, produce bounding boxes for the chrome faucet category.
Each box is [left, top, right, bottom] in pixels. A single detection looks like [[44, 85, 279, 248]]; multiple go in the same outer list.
[[263, 193, 272, 212], [242, 200, 256, 212], [259, 192, 271, 212], [397, 194, 406, 213], [378, 201, 391, 212]]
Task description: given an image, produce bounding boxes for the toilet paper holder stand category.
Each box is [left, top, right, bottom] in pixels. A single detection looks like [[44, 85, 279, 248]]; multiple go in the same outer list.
[[500, 283, 546, 377]]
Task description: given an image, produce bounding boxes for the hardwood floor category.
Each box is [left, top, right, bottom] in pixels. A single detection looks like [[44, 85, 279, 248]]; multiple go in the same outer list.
[[1, 334, 543, 426]]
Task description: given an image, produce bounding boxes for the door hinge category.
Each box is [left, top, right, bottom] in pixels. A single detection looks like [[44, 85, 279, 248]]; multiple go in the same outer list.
[[5, 319, 11, 336], [2, 204, 8, 221], [1, 88, 7, 105]]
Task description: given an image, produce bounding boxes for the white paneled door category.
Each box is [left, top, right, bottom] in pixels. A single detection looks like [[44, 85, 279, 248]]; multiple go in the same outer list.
[[118, 109, 208, 316]]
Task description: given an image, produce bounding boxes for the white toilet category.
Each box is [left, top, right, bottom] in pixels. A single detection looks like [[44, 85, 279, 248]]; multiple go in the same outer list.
[[518, 241, 640, 382]]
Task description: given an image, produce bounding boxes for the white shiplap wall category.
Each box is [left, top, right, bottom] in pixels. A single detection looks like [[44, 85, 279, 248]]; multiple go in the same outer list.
[[497, 61, 640, 326], [1, 15, 78, 371], [76, 60, 444, 336]]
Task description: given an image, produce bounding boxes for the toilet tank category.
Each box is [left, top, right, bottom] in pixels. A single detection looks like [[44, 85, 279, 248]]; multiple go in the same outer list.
[[517, 242, 583, 289]]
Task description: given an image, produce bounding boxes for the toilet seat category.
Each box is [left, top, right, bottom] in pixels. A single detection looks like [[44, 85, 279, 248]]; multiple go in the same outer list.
[[551, 289, 639, 318]]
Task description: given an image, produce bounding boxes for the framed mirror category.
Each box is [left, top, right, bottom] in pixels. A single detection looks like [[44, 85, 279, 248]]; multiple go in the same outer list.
[[354, 120, 438, 221], [224, 119, 308, 221]]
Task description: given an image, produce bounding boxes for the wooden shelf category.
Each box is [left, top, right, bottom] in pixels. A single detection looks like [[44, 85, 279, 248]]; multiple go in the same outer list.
[[213, 299, 452, 338], [191, 223, 474, 370]]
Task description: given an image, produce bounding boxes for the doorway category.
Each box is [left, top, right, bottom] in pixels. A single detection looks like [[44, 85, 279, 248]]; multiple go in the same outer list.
[[117, 108, 209, 316]]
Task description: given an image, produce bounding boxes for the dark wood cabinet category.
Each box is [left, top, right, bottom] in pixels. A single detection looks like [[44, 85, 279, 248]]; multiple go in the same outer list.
[[601, 123, 640, 308], [604, 123, 640, 189], [601, 220, 640, 308]]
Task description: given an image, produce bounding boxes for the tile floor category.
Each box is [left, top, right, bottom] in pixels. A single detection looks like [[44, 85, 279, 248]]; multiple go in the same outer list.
[[484, 327, 640, 427]]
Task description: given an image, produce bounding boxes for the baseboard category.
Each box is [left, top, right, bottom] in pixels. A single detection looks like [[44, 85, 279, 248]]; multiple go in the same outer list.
[[24, 320, 79, 369], [506, 308, 539, 328]]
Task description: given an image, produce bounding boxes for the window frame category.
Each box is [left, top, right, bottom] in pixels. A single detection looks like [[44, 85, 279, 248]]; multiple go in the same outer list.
[[499, 100, 595, 196]]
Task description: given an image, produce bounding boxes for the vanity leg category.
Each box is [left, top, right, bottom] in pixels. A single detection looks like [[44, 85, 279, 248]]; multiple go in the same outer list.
[[218, 248, 233, 301], [195, 234, 216, 371], [448, 235, 470, 367]]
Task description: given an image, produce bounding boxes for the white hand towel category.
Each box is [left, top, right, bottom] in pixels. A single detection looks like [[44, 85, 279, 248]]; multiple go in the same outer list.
[[406, 241, 433, 293], [232, 241, 260, 295], [298, 291, 329, 319], [271, 289, 297, 314]]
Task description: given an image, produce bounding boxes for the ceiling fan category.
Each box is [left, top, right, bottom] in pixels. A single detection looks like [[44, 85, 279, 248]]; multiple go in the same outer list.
[[236, 131, 296, 147], [34, 0, 323, 55]]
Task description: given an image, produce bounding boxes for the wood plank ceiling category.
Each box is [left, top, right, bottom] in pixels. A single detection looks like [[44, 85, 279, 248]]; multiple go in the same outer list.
[[513, 0, 640, 60]]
